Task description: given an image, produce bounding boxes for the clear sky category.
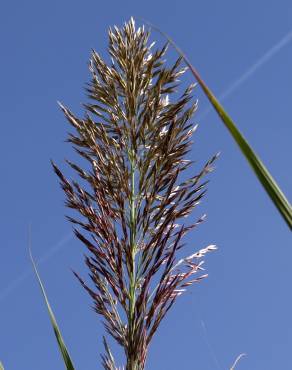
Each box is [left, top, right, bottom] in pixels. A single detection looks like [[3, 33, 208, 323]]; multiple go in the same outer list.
[[0, 0, 291, 369]]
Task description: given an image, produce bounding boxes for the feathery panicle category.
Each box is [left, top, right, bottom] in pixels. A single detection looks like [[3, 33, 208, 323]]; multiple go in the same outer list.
[[53, 17, 217, 370]]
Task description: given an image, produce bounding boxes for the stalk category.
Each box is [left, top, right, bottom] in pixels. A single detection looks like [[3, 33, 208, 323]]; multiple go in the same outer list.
[[127, 148, 139, 370]]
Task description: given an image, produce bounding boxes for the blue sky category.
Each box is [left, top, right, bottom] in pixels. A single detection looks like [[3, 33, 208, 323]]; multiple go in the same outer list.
[[0, 0, 291, 369]]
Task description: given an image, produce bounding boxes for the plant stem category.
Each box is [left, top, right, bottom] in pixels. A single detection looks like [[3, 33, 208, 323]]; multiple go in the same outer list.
[[127, 148, 139, 370]]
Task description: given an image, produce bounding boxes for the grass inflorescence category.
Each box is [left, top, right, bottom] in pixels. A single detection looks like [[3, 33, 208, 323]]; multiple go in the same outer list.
[[53, 18, 217, 370]]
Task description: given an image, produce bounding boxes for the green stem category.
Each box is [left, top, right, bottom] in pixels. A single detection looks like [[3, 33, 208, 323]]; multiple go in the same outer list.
[[127, 148, 139, 370], [129, 151, 136, 321]]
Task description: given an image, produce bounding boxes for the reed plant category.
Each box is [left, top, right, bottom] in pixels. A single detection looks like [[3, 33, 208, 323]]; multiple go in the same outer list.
[[1, 16, 290, 370], [53, 17, 217, 369]]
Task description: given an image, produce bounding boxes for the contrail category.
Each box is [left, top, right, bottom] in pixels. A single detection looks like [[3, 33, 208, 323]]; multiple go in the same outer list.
[[198, 28, 292, 120], [200, 319, 223, 370], [0, 233, 73, 302], [2, 28, 292, 302]]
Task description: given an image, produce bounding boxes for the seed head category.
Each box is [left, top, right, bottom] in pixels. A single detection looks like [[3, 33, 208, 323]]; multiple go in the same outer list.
[[53, 17, 217, 370]]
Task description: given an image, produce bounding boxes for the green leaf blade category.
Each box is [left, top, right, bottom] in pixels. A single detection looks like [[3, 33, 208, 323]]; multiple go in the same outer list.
[[29, 247, 76, 370], [188, 71, 292, 229]]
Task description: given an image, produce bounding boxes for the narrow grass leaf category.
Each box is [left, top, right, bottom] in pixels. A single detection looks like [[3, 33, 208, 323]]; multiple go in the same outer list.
[[144, 21, 292, 229], [184, 57, 292, 229], [0, 361, 4, 370], [29, 245, 75, 370]]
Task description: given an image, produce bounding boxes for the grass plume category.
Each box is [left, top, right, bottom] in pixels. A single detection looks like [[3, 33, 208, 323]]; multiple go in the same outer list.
[[53, 18, 216, 369]]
